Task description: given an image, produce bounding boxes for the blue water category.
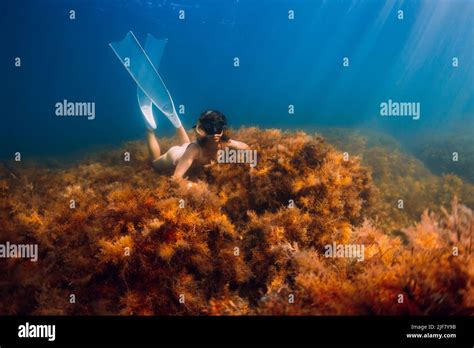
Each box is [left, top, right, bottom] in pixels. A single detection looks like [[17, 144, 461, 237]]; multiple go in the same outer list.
[[1, 0, 473, 158]]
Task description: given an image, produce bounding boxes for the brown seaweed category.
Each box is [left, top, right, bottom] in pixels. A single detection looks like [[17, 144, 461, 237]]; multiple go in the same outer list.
[[0, 128, 472, 315]]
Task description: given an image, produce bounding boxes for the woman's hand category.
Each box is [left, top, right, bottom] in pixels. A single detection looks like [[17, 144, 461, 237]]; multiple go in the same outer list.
[[169, 175, 195, 189], [226, 139, 250, 150]]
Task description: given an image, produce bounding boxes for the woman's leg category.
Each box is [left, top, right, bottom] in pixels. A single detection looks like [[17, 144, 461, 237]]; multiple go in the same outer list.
[[146, 129, 161, 161], [147, 126, 189, 168], [176, 125, 190, 145]]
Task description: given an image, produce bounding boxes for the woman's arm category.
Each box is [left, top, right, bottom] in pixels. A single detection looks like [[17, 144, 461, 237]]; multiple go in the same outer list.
[[226, 139, 250, 150], [172, 144, 200, 179]]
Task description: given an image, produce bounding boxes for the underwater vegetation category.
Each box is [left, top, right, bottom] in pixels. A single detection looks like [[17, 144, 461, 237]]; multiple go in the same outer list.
[[412, 131, 474, 185], [320, 128, 474, 233], [0, 128, 472, 315]]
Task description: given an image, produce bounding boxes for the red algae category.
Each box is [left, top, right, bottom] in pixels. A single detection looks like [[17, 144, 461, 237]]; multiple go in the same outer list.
[[0, 128, 472, 315]]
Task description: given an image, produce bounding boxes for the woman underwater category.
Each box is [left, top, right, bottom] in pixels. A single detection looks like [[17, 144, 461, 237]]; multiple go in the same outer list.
[[145, 110, 250, 179]]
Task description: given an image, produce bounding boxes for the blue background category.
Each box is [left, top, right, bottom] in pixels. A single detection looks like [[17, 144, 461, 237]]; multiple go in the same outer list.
[[1, 0, 473, 158]]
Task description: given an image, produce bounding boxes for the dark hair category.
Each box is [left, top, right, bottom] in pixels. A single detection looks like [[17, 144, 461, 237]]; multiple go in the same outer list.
[[194, 110, 230, 144]]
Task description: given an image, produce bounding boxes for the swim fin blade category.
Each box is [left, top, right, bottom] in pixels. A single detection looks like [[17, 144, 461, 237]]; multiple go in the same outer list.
[[137, 34, 168, 130], [109, 31, 181, 130]]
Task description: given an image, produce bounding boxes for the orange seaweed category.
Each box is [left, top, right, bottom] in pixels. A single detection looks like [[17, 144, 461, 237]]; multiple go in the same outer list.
[[0, 127, 472, 315]]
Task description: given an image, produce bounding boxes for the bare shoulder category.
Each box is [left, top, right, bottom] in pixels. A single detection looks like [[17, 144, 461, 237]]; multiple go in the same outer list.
[[225, 139, 250, 150]]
